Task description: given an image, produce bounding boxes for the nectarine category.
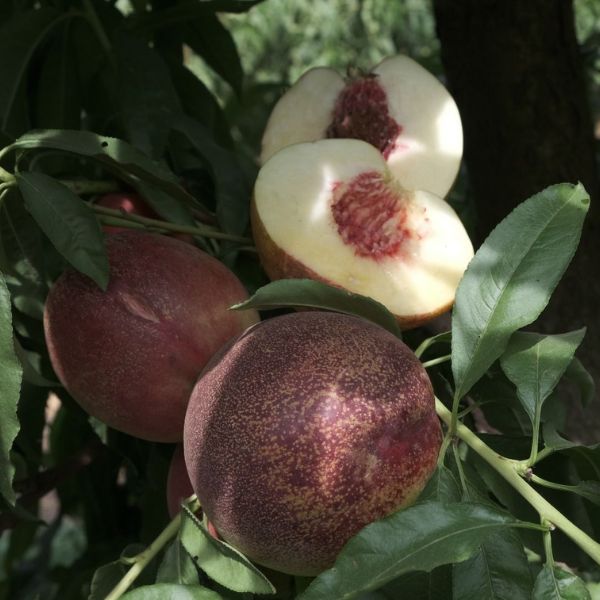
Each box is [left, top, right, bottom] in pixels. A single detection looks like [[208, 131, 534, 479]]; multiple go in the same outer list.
[[44, 231, 258, 442], [184, 311, 441, 575]]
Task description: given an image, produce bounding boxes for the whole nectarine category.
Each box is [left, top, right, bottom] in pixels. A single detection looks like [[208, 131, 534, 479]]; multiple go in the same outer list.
[[184, 311, 441, 575], [44, 231, 259, 442]]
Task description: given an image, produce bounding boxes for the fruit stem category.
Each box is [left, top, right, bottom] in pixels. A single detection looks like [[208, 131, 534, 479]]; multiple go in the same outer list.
[[527, 401, 543, 467], [530, 473, 587, 496], [542, 519, 556, 567], [105, 513, 181, 600], [92, 204, 254, 244], [421, 354, 451, 369], [435, 397, 600, 566]]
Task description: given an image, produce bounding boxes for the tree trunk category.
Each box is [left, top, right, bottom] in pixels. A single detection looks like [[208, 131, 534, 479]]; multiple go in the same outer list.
[[433, 0, 600, 441]]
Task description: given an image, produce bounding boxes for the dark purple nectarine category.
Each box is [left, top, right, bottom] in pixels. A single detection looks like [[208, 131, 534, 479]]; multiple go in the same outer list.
[[184, 311, 441, 575], [44, 231, 259, 442]]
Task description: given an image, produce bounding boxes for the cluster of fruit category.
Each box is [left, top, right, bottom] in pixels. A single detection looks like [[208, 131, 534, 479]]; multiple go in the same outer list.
[[43, 55, 473, 576]]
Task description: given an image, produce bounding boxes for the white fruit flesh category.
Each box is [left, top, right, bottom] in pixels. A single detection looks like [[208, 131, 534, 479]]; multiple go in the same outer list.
[[253, 139, 474, 325], [260, 67, 345, 164], [260, 55, 463, 199]]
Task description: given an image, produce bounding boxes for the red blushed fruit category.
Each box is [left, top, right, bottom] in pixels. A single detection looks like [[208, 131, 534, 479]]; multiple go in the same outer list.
[[184, 311, 442, 576], [44, 232, 259, 442], [96, 193, 194, 244]]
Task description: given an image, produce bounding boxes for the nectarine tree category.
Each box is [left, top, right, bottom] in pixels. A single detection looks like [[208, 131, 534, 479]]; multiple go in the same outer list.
[[0, 2, 598, 600]]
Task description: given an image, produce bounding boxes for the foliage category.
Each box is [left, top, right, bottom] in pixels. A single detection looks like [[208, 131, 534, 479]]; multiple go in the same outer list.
[[0, 2, 599, 600]]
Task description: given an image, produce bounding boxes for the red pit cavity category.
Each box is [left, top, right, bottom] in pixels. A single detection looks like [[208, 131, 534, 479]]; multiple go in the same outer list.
[[331, 171, 410, 260], [326, 76, 402, 159]]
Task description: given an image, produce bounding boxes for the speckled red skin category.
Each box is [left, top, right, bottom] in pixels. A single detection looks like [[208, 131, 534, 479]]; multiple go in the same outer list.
[[95, 193, 194, 243], [184, 312, 441, 576], [44, 232, 259, 442]]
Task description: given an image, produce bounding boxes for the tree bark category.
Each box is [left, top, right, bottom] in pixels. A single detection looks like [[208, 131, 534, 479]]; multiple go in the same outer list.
[[433, 0, 600, 441]]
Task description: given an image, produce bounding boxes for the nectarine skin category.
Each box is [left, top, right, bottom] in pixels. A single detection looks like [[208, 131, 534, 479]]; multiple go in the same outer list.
[[44, 232, 259, 442], [184, 311, 441, 575]]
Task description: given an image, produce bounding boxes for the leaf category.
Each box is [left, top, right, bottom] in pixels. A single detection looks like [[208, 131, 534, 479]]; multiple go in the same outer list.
[[9, 129, 196, 227], [88, 559, 127, 600], [34, 21, 80, 129], [500, 329, 586, 423], [452, 529, 533, 600], [418, 466, 462, 503], [184, 16, 243, 95], [170, 115, 249, 235], [564, 480, 600, 506], [298, 502, 526, 600], [532, 565, 590, 599], [167, 59, 233, 148], [542, 423, 578, 454], [0, 8, 63, 131], [156, 539, 200, 585], [122, 584, 226, 600], [0, 271, 22, 505], [115, 35, 182, 158], [14, 338, 58, 387], [563, 357, 595, 408], [179, 507, 275, 595], [451, 183, 589, 400], [0, 187, 47, 316], [375, 567, 452, 599], [233, 279, 403, 338], [17, 172, 109, 289]]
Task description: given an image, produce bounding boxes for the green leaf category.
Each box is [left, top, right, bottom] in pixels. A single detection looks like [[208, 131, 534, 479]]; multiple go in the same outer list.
[[500, 329, 586, 423], [184, 16, 243, 95], [418, 466, 461, 503], [115, 35, 182, 158], [9, 129, 196, 227], [88, 559, 127, 600], [0, 187, 47, 317], [122, 584, 226, 600], [167, 59, 233, 148], [14, 338, 58, 387], [451, 183, 589, 400], [374, 567, 452, 599], [452, 529, 533, 600], [532, 565, 590, 599], [0, 271, 22, 505], [564, 480, 600, 506], [0, 9, 63, 132], [34, 21, 80, 129], [233, 279, 403, 338], [157, 539, 200, 585], [542, 423, 577, 454], [179, 507, 275, 595], [298, 502, 526, 600], [17, 172, 109, 289], [170, 114, 249, 235], [563, 357, 595, 408]]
